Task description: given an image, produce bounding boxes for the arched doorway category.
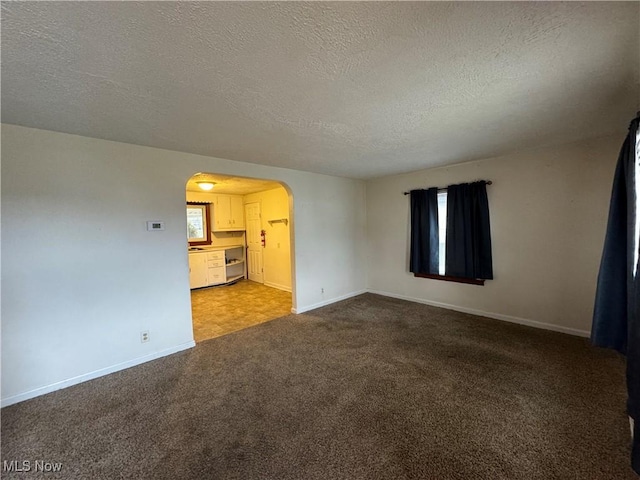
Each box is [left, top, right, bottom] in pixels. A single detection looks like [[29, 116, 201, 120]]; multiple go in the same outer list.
[[185, 172, 296, 342]]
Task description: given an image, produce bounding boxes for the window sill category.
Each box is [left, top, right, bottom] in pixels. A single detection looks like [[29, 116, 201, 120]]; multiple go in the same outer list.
[[413, 273, 485, 285]]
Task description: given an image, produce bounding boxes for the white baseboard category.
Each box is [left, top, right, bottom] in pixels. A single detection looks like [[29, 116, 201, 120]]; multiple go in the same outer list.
[[264, 281, 292, 293], [3, 290, 589, 407], [368, 290, 591, 338], [1, 341, 196, 408], [291, 289, 367, 314]]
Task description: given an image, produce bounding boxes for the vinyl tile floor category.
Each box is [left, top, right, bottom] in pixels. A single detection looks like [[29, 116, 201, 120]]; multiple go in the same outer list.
[[191, 279, 292, 342]]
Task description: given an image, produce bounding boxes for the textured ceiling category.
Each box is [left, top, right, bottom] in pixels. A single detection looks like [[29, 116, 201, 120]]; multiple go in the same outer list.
[[2, 2, 638, 179], [186, 173, 282, 195]]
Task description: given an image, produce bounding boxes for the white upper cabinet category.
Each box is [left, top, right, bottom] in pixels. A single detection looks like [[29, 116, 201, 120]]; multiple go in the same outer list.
[[230, 196, 245, 229], [213, 194, 245, 231]]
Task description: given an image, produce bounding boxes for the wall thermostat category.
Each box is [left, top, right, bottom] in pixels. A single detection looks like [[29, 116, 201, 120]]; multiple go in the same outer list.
[[147, 221, 165, 231]]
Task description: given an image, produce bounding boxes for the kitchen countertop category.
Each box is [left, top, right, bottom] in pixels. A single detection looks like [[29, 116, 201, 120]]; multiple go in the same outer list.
[[188, 245, 244, 253]]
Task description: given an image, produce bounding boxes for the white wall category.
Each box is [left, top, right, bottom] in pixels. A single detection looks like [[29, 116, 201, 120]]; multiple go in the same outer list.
[[244, 187, 292, 292], [1, 124, 367, 406], [4, 122, 616, 406], [366, 134, 623, 336]]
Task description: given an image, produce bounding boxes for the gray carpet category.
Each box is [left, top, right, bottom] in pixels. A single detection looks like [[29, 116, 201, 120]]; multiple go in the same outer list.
[[1, 293, 636, 479]]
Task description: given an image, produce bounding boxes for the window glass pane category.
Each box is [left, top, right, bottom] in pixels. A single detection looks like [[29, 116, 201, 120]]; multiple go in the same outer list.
[[437, 191, 447, 275], [187, 207, 205, 240]]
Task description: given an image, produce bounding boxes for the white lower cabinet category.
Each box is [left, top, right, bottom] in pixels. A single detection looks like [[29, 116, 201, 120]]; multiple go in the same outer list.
[[207, 267, 225, 285], [188, 254, 209, 289], [188, 246, 246, 289], [207, 251, 226, 285]]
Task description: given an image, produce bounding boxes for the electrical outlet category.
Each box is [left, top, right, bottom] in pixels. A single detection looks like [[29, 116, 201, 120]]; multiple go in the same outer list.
[[141, 330, 150, 343], [321, 288, 324, 294]]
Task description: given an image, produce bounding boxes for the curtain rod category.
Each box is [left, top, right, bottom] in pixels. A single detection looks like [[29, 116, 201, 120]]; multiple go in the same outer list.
[[403, 180, 492, 195]]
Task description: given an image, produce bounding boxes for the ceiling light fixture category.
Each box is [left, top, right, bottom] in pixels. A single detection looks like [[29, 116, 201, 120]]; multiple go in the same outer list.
[[196, 181, 215, 191]]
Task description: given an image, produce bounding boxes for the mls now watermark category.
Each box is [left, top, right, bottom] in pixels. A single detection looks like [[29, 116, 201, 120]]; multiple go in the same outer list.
[[3, 460, 63, 473]]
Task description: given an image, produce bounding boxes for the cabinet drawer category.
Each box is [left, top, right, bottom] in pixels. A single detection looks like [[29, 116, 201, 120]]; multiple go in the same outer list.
[[207, 251, 224, 262], [207, 267, 225, 285]]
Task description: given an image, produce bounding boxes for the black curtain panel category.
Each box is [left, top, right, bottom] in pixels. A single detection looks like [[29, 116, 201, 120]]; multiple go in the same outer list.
[[445, 181, 493, 279], [592, 114, 639, 474], [410, 188, 439, 275]]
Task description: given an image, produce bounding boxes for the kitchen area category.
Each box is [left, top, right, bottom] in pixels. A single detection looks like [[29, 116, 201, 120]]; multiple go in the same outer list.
[[186, 173, 293, 342]]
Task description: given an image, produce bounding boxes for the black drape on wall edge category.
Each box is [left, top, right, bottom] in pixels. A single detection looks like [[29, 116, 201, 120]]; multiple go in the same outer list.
[[592, 114, 639, 474], [445, 181, 493, 280], [410, 188, 439, 275]]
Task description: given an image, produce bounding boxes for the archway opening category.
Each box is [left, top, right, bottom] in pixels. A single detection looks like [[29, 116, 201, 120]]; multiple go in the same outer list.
[[184, 172, 296, 342]]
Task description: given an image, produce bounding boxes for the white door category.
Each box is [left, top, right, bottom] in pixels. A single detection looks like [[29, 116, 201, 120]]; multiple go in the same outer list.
[[245, 202, 263, 283]]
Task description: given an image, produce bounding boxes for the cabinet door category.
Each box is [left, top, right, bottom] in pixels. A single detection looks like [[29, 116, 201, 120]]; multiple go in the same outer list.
[[214, 195, 232, 231], [207, 266, 226, 285], [230, 196, 245, 229], [188, 254, 208, 289]]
